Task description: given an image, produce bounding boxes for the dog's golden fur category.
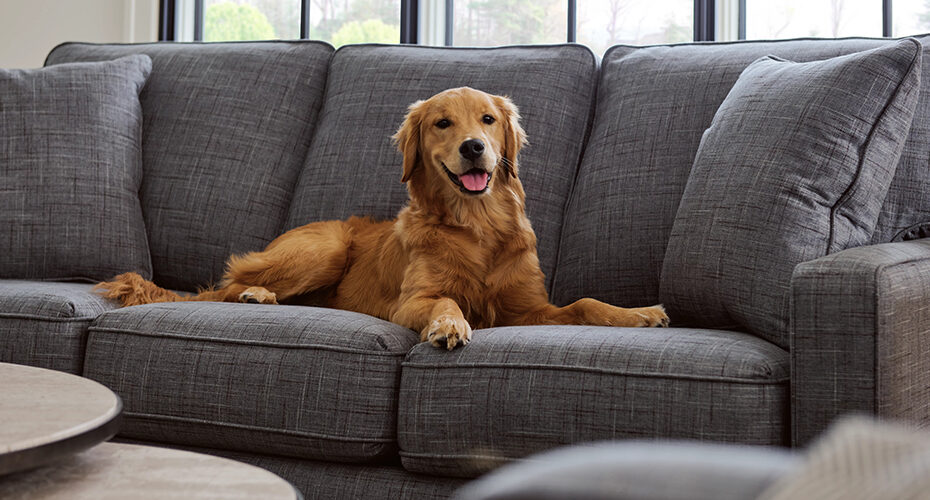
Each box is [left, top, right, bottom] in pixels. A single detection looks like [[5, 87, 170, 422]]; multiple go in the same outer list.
[[97, 87, 669, 349]]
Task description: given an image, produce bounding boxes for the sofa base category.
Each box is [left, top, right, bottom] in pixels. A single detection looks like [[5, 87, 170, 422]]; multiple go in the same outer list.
[[117, 438, 468, 499]]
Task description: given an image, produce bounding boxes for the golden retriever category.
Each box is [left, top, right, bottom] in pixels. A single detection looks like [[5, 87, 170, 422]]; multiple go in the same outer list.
[[96, 87, 669, 349]]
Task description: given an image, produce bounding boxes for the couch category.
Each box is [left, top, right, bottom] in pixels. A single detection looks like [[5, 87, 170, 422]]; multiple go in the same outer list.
[[2, 34, 930, 498]]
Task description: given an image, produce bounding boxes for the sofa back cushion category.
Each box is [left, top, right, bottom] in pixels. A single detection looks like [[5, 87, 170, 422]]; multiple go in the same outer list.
[[285, 44, 597, 290], [552, 36, 930, 309], [45, 42, 333, 291]]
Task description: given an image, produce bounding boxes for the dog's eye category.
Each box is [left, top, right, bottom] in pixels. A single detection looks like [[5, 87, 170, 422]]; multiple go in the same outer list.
[[482, 114, 496, 125], [436, 119, 452, 129]]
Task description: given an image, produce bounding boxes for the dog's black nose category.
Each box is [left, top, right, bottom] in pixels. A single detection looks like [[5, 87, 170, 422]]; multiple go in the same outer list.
[[459, 139, 485, 161]]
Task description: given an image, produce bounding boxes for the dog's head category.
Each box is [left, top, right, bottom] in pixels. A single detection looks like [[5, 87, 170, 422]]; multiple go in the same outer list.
[[393, 87, 527, 198]]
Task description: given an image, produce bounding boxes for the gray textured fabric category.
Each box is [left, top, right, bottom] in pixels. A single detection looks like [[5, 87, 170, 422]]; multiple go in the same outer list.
[[874, 34, 930, 243], [398, 326, 789, 478], [285, 44, 597, 291], [455, 441, 800, 500], [791, 239, 930, 446], [45, 42, 333, 291], [84, 302, 419, 461], [552, 36, 930, 310], [0, 55, 151, 282], [0, 280, 116, 373], [118, 438, 468, 500], [660, 40, 921, 349]]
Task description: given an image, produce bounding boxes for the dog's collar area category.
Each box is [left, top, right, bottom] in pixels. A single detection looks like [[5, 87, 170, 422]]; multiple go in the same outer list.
[[442, 163, 491, 195]]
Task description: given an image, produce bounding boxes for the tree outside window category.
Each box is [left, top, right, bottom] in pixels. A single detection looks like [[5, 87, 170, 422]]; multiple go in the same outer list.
[[202, 0, 400, 46]]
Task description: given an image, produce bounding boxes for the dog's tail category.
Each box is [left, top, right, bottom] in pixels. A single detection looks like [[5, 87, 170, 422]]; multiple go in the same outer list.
[[94, 272, 229, 307]]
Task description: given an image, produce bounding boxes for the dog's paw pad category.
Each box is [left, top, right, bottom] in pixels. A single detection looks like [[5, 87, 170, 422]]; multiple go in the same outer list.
[[635, 305, 669, 328], [423, 316, 472, 350], [238, 287, 277, 305]]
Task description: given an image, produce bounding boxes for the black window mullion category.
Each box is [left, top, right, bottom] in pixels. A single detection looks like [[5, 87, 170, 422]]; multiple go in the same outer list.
[[567, 0, 576, 43], [694, 0, 714, 41], [738, 0, 746, 39], [445, 0, 454, 46], [194, 0, 204, 41], [883, 0, 892, 37], [401, 0, 418, 44], [300, 0, 310, 39], [158, 0, 176, 41]]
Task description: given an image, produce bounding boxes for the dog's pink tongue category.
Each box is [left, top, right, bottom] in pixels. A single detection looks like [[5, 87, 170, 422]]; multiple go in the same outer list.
[[459, 171, 489, 191]]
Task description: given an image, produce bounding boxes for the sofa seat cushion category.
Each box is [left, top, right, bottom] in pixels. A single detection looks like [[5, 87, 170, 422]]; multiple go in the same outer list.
[[84, 302, 419, 462], [0, 280, 115, 374], [398, 326, 789, 478]]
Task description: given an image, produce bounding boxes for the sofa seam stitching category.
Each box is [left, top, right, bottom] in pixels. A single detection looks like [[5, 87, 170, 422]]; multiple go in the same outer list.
[[401, 361, 788, 384], [828, 39, 921, 252], [0, 313, 96, 323], [88, 326, 409, 356], [123, 411, 394, 443]]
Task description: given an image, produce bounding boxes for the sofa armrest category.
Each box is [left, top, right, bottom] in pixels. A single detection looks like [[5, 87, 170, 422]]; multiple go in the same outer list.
[[791, 239, 930, 446]]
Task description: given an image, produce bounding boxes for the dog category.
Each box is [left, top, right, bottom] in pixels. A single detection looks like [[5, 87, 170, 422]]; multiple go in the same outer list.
[[96, 87, 669, 350]]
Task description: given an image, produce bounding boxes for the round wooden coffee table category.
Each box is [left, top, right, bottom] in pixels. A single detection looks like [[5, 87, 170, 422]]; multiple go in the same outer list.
[[0, 442, 302, 499], [0, 363, 121, 476]]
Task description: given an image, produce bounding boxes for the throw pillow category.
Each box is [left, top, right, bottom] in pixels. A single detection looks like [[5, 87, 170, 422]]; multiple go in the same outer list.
[[0, 55, 152, 281], [659, 39, 922, 348]]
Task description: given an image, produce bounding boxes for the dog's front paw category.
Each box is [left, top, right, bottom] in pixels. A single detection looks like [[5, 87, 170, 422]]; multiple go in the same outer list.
[[422, 315, 472, 350], [238, 287, 278, 304], [633, 305, 669, 327]]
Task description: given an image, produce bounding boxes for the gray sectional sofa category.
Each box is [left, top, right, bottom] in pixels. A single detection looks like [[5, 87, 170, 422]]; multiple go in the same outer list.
[[2, 35, 930, 498]]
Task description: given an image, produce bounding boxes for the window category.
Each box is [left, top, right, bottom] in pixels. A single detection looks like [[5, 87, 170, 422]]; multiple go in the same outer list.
[[307, 0, 400, 46], [162, 1, 918, 53], [202, 0, 300, 41], [743, 0, 882, 40], [577, 0, 693, 55], [893, 0, 930, 37], [453, 0, 567, 46]]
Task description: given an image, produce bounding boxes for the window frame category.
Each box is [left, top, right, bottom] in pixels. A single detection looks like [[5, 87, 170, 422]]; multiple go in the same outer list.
[[159, 0, 896, 45]]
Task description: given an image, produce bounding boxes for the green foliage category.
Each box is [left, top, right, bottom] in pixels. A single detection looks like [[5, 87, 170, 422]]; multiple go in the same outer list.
[[309, 0, 399, 43], [331, 19, 398, 47], [205, 2, 276, 42]]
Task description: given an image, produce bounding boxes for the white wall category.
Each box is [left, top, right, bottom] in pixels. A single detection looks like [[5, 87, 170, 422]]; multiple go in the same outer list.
[[0, 0, 159, 69]]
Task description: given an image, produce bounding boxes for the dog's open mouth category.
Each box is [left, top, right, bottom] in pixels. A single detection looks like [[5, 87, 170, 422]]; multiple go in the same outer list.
[[443, 163, 491, 195]]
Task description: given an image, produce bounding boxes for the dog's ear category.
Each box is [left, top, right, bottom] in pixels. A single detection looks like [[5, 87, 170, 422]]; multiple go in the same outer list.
[[393, 100, 426, 183], [493, 95, 528, 178]]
